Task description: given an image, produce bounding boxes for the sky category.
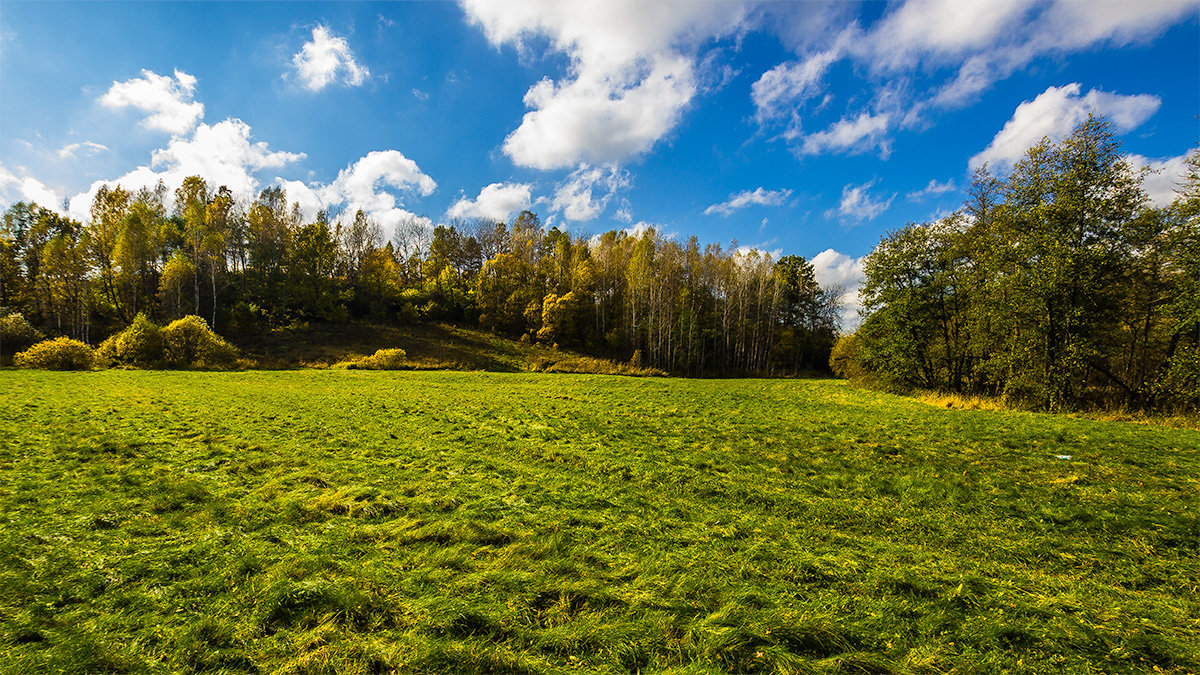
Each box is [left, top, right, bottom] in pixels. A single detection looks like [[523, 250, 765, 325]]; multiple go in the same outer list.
[[1, 0, 1197, 323]]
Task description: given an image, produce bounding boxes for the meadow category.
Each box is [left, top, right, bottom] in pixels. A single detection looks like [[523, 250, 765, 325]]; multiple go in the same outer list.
[[0, 371, 1197, 674]]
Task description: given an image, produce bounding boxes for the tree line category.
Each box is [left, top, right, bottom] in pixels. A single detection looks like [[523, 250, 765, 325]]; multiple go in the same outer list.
[[1, 179, 840, 375], [835, 116, 1199, 412]]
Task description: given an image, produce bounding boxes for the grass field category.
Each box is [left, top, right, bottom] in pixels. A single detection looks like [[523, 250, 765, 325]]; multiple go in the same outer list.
[[0, 371, 1197, 674]]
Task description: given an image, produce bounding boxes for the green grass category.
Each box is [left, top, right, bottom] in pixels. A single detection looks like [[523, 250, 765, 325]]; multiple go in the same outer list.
[[0, 371, 1197, 674]]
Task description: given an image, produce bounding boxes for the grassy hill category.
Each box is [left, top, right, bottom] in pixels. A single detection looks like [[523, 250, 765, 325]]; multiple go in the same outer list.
[[0, 371, 1197, 673], [231, 322, 662, 376]]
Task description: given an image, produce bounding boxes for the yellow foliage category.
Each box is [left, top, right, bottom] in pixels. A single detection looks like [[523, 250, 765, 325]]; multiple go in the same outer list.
[[14, 337, 96, 370]]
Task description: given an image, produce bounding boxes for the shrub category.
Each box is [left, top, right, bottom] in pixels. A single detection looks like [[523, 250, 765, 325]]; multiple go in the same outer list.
[[528, 354, 666, 377], [1, 311, 43, 347], [96, 313, 163, 367], [341, 348, 408, 370], [1, 311, 44, 365], [14, 337, 95, 370], [161, 316, 239, 368]]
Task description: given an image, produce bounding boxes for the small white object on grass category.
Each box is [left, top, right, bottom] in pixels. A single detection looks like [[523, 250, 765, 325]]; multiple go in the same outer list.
[[1055, 454, 1072, 460]]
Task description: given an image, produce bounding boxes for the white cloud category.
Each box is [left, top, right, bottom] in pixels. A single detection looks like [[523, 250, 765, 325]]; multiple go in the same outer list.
[[907, 178, 957, 201], [810, 247, 866, 329], [273, 151, 438, 234], [447, 182, 532, 221], [412, 88, 429, 101], [753, 1, 1191, 156], [970, 83, 1160, 172], [1032, 0, 1195, 53], [866, 0, 1036, 69], [57, 141, 108, 159], [278, 179, 327, 222], [704, 187, 792, 216], [0, 166, 63, 211], [832, 180, 894, 221], [751, 43, 844, 122], [99, 69, 205, 135], [320, 150, 437, 231], [1127, 153, 1192, 208], [622, 221, 660, 239], [503, 54, 697, 170], [550, 164, 629, 221], [292, 25, 370, 92], [461, 0, 749, 169], [67, 119, 307, 220], [797, 112, 891, 157]]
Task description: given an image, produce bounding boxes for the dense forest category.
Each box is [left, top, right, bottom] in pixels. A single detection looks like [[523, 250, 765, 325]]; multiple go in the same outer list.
[[835, 116, 1200, 412], [0, 179, 840, 375]]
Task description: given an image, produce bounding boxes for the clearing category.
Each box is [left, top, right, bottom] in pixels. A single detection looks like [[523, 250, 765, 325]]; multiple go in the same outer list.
[[0, 371, 1197, 673]]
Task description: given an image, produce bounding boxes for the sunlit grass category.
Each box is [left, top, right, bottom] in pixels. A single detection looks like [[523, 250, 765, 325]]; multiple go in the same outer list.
[[1, 371, 1197, 673]]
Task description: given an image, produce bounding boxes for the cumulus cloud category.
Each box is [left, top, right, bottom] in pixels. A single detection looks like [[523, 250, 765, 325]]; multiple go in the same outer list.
[[0, 166, 63, 211], [1127, 152, 1193, 208], [275, 152, 437, 236], [970, 83, 1160, 172], [810, 247, 866, 329], [461, 0, 749, 170], [311, 150, 437, 231], [752, 1, 1190, 156], [447, 182, 533, 221], [292, 25, 370, 92], [907, 178, 957, 201], [51, 64, 436, 239], [831, 180, 894, 222], [796, 112, 891, 157], [67, 119, 307, 220], [58, 141, 108, 159], [550, 164, 629, 222], [99, 69, 205, 135], [704, 187, 792, 216]]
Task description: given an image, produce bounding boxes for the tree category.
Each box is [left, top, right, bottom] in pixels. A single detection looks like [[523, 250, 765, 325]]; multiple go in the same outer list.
[[289, 220, 342, 320], [773, 255, 837, 373], [174, 175, 210, 316], [89, 185, 132, 321], [992, 115, 1145, 407], [341, 209, 383, 282]]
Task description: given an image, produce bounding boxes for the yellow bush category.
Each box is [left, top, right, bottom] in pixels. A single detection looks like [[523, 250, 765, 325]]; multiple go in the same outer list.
[[340, 348, 409, 370], [96, 313, 163, 367], [161, 316, 239, 368], [14, 337, 95, 370]]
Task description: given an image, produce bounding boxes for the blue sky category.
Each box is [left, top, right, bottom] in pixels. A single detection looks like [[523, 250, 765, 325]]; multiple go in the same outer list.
[[1, 1, 1197, 317]]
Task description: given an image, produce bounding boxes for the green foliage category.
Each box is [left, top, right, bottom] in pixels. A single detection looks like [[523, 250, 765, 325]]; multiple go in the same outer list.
[[1156, 346, 1200, 411], [849, 116, 1199, 411], [161, 315, 239, 368], [289, 221, 344, 321], [0, 371, 1197, 672], [13, 337, 95, 369], [96, 313, 164, 368]]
